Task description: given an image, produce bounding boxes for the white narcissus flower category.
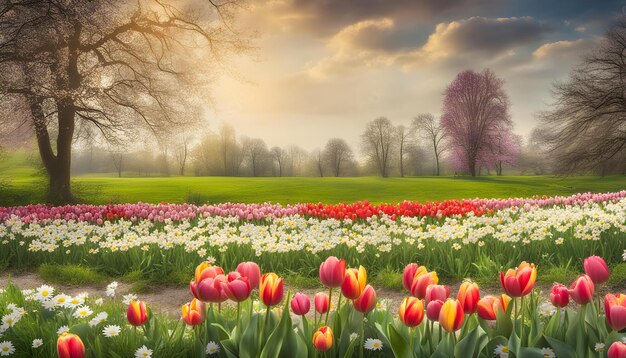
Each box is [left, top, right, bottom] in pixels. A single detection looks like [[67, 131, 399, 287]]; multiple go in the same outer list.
[[364, 338, 383, 351], [206, 341, 220, 355], [102, 325, 121, 338], [134, 345, 152, 358]]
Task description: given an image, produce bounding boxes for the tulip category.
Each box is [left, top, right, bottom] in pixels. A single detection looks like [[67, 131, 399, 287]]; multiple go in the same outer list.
[[260, 272, 284, 306], [569, 274, 595, 305], [236, 261, 261, 289], [549, 283, 569, 308], [221, 272, 252, 302], [193, 275, 228, 303], [604, 293, 626, 331], [353, 285, 376, 313], [312, 326, 334, 352], [57, 333, 85, 358], [315, 292, 330, 314], [398, 297, 425, 327], [341, 265, 367, 300], [291, 293, 311, 316], [319, 256, 346, 288], [181, 299, 204, 326], [584, 256, 610, 285], [457, 280, 480, 314], [410, 269, 438, 299], [439, 299, 465, 333], [126, 300, 148, 326], [194, 262, 224, 283], [477, 294, 511, 321], [608, 342, 626, 358], [426, 300, 444, 321], [499, 261, 537, 297], [424, 284, 450, 305], [402, 263, 419, 292]]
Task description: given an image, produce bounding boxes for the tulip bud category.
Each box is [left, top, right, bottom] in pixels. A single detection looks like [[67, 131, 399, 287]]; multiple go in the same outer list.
[[236, 261, 261, 289], [57, 333, 85, 358], [549, 283, 569, 308], [398, 297, 424, 327], [499, 261, 537, 297], [291, 293, 311, 316], [608, 341, 626, 358], [353, 285, 376, 313], [426, 300, 444, 321], [193, 275, 228, 303], [221, 272, 252, 302], [402, 263, 419, 292], [319, 256, 346, 288], [477, 294, 510, 321], [410, 270, 438, 299], [315, 292, 330, 314], [312, 326, 334, 352], [126, 300, 148, 326], [181, 299, 204, 326], [604, 293, 626, 331], [584, 256, 610, 285], [341, 266, 367, 300], [260, 272, 284, 307], [424, 284, 450, 305], [439, 299, 464, 333], [568, 274, 594, 305], [457, 280, 480, 314]]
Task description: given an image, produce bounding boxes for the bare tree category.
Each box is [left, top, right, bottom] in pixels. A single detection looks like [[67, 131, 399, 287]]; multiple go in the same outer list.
[[312, 149, 324, 177], [412, 113, 446, 176], [323, 138, 353, 177], [361, 117, 395, 177], [110, 152, 123, 178], [270, 146, 287, 177], [219, 124, 244, 176], [396, 124, 414, 177], [538, 21, 626, 174], [174, 134, 190, 176], [242, 137, 269, 177], [0, 0, 248, 202]]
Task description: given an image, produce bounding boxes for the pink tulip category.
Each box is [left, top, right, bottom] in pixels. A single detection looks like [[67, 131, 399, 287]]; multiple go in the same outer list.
[[291, 293, 311, 316], [584, 256, 610, 285], [315, 292, 330, 314], [353, 285, 376, 313], [402, 263, 419, 292], [236, 262, 261, 289], [319, 257, 346, 288], [221, 272, 252, 302], [569, 274, 595, 305], [604, 293, 626, 331], [424, 284, 450, 305], [549, 283, 569, 308], [426, 299, 444, 321], [608, 342, 626, 358]]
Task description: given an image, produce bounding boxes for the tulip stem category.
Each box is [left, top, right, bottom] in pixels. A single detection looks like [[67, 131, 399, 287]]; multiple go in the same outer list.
[[428, 320, 434, 354], [520, 296, 525, 346], [236, 302, 241, 327], [324, 288, 332, 325]]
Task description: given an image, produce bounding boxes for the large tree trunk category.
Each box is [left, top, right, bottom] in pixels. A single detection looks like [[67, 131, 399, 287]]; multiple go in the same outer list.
[[469, 161, 477, 177]]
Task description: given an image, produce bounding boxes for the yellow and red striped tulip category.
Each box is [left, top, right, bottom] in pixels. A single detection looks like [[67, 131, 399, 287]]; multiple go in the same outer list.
[[410, 270, 438, 299], [312, 326, 334, 352], [569, 274, 594, 305], [499, 261, 536, 297], [353, 285, 377, 313], [57, 333, 85, 358], [439, 299, 465, 333], [457, 280, 480, 314], [398, 297, 425, 327], [260, 272, 284, 306], [126, 300, 148, 326], [477, 294, 511, 321], [604, 293, 626, 331], [341, 266, 367, 300], [181, 298, 204, 326]]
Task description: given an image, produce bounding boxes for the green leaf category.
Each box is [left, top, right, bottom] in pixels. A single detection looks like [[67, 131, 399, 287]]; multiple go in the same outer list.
[[519, 347, 549, 357], [454, 326, 482, 358], [239, 314, 260, 358], [385, 323, 412, 358], [545, 335, 577, 358], [509, 326, 521, 357], [260, 294, 292, 358]]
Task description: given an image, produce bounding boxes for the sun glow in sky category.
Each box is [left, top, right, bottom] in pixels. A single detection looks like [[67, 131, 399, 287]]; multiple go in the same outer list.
[[208, 0, 624, 150]]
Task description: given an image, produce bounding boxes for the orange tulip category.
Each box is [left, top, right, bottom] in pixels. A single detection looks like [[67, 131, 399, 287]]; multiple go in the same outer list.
[[499, 261, 536, 297], [604, 293, 626, 331], [312, 326, 334, 352], [353, 285, 376, 313], [477, 294, 511, 321], [439, 299, 465, 332], [341, 266, 367, 300], [126, 300, 148, 326], [57, 333, 85, 358], [398, 297, 425, 327], [457, 280, 480, 314], [569, 274, 594, 305], [260, 272, 284, 306], [181, 298, 204, 326], [410, 269, 438, 299], [319, 256, 346, 288]]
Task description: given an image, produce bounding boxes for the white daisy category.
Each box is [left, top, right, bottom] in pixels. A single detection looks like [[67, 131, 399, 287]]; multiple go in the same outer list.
[[594, 343, 605, 352], [102, 325, 121, 338], [4, 305, 15, 312], [0, 341, 15, 356], [52, 294, 71, 308], [32, 339, 43, 348], [206, 341, 220, 355], [494, 344, 509, 358], [622, 249, 626, 261], [94, 298, 104, 306], [11, 308, 24, 317], [1, 313, 20, 328], [67, 296, 85, 308], [42, 300, 57, 311], [134, 345, 152, 358], [35, 285, 54, 301], [122, 294, 138, 305], [540, 347, 555, 358], [364, 338, 383, 351], [73, 306, 93, 319], [57, 326, 69, 335], [539, 303, 556, 317], [89, 312, 108, 327]]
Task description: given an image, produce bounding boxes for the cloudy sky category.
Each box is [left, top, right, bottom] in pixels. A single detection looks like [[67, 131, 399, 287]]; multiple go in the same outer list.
[[208, 0, 624, 151]]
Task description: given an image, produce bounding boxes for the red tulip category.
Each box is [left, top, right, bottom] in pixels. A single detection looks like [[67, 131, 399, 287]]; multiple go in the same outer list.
[[126, 300, 148, 326], [353, 285, 376, 313], [194, 262, 224, 283], [193, 275, 228, 303], [457, 280, 480, 314], [341, 266, 367, 300], [477, 294, 511, 321], [221, 272, 252, 302], [569, 274, 595, 305], [584, 256, 610, 285], [236, 261, 261, 289], [260, 273, 284, 306], [315, 292, 330, 314], [549, 283, 569, 308], [426, 300, 444, 321], [402, 263, 419, 292], [398, 297, 425, 327], [319, 256, 346, 288], [57, 333, 85, 358], [291, 293, 311, 316], [410, 269, 438, 299], [424, 284, 450, 305], [312, 326, 334, 352], [181, 299, 204, 326], [604, 293, 626, 331], [608, 342, 626, 358], [499, 261, 537, 297], [439, 299, 465, 333]]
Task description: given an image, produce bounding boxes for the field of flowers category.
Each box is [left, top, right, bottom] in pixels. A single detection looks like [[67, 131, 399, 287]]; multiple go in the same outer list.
[[0, 191, 625, 280]]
